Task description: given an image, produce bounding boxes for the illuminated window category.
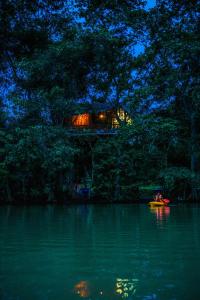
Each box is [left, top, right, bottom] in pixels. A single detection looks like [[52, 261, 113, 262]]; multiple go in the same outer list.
[[112, 109, 132, 128], [72, 113, 90, 127]]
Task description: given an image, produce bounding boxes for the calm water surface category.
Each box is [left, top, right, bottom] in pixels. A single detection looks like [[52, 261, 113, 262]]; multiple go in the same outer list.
[[0, 204, 200, 300]]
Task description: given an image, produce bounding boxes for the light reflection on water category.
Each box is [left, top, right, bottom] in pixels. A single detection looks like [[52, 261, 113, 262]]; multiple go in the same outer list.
[[74, 280, 90, 298], [74, 278, 139, 299], [115, 278, 138, 298], [0, 204, 200, 300], [150, 206, 171, 223]]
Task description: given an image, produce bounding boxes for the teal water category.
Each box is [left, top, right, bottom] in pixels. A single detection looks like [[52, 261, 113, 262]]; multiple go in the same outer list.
[[0, 204, 200, 300]]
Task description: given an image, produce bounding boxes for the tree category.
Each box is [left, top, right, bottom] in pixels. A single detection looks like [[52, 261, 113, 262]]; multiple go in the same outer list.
[[134, 0, 200, 198], [0, 126, 78, 203]]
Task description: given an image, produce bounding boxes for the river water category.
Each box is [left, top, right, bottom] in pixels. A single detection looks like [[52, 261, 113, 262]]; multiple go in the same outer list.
[[0, 204, 200, 300]]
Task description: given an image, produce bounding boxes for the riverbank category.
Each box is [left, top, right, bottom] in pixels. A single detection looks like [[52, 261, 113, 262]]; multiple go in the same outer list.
[[0, 198, 195, 205]]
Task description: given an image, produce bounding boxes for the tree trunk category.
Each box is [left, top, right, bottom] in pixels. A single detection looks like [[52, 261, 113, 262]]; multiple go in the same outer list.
[[6, 180, 13, 203], [114, 147, 121, 201], [190, 113, 198, 201]]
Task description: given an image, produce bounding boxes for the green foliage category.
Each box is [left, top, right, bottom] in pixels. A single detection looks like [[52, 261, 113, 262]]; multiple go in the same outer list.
[[159, 167, 192, 190], [91, 117, 177, 201], [0, 126, 77, 202]]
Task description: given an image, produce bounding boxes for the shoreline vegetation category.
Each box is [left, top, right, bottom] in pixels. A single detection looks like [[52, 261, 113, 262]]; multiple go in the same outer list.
[[2, 191, 200, 205], [0, 200, 198, 205], [0, 1, 199, 204], [0, 193, 197, 205]]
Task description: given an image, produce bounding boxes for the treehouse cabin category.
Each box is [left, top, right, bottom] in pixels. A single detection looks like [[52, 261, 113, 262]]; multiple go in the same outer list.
[[70, 110, 116, 129], [64, 104, 130, 132]]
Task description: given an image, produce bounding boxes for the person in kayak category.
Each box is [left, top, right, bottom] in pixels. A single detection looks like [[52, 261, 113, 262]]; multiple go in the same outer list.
[[154, 192, 164, 202]]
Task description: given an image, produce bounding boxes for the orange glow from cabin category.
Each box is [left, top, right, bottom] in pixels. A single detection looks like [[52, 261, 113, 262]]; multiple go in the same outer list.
[[72, 114, 90, 127], [99, 112, 106, 120], [74, 281, 90, 298]]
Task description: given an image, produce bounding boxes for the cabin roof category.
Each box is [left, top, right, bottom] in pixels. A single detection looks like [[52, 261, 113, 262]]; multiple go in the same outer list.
[[72, 102, 124, 115], [74, 102, 114, 114]]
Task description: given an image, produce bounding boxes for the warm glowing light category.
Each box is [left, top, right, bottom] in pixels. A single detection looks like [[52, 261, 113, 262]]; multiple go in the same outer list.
[[99, 113, 106, 120], [74, 281, 90, 298], [72, 114, 90, 127], [112, 109, 132, 128]]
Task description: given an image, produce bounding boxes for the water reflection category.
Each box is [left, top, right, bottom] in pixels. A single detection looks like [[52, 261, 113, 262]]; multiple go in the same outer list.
[[116, 278, 139, 298], [74, 278, 139, 299], [150, 206, 170, 222], [74, 281, 90, 298], [1, 205, 200, 300]]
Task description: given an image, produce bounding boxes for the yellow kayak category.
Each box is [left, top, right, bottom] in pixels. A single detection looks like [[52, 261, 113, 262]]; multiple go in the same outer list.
[[148, 201, 167, 206]]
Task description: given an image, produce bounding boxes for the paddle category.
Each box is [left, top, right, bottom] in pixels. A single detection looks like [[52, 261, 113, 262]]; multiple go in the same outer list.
[[162, 199, 170, 204]]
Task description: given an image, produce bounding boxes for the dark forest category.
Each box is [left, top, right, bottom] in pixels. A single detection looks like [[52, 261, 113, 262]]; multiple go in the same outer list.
[[0, 0, 199, 203]]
